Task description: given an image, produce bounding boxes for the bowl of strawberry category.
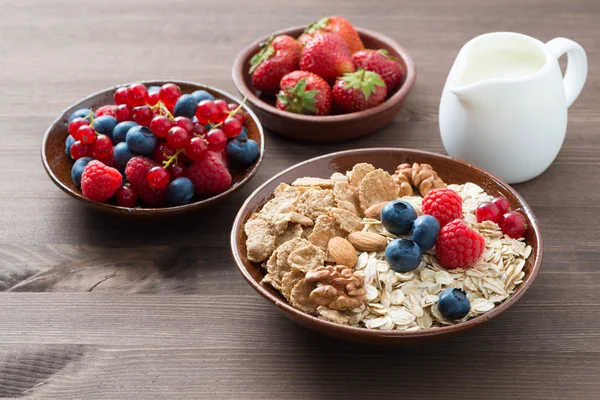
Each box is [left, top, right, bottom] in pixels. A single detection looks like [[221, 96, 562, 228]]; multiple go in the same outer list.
[[233, 16, 416, 142], [42, 81, 264, 216]]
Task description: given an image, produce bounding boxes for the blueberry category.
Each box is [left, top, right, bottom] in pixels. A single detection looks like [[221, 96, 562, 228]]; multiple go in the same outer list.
[[126, 126, 157, 154], [191, 90, 214, 103], [381, 200, 418, 235], [65, 135, 75, 158], [114, 142, 135, 169], [113, 121, 138, 144], [437, 288, 471, 320], [147, 85, 161, 93], [93, 115, 117, 139], [410, 215, 440, 251], [238, 126, 248, 140], [385, 238, 422, 272], [68, 108, 94, 124], [226, 136, 259, 167], [167, 177, 195, 205], [174, 94, 198, 118], [71, 157, 93, 188]]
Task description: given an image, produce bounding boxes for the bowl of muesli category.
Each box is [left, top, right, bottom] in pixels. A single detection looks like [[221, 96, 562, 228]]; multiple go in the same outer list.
[[231, 148, 542, 344]]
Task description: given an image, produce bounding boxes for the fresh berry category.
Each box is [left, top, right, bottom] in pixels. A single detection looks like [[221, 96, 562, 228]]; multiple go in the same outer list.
[[65, 135, 76, 158], [159, 83, 181, 107], [188, 151, 232, 195], [112, 121, 138, 144], [92, 134, 113, 158], [127, 83, 149, 107], [115, 184, 138, 207], [332, 69, 387, 113], [147, 89, 160, 106], [422, 188, 463, 227], [228, 103, 246, 124], [218, 148, 229, 168], [435, 219, 485, 269], [125, 156, 156, 187], [126, 125, 157, 154], [186, 137, 208, 161], [410, 215, 440, 251], [97, 149, 116, 168], [68, 117, 90, 138], [70, 141, 93, 160], [96, 105, 117, 118], [191, 90, 215, 103], [381, 200, 418, 235], [146, 166, 170, 189], [237, 127, 248, 140], [205, 129, 227, 152], [76, 125, 96, 144], [438, 288, 470, 320], [195, 100, 219, 124], [93, 115, 117, 139], [136, 183, 169, 207], [116, 104, 133, 122], [250, 35, 301, 95], [192, 121, 207, 136], [173, 94, 198, 119], [221, 117, 242, 138], [499, 211, 527, 239], [68, 108, 94, 124], [299, 32, 355, 84], [71, 157, 93, 188], [114, 87, 129, 105], [150, 115, 172, 138], [174, 116, 194, 133], [303, 16, 364, 53], [167, 126, 190, 149], [352, 49, 403, 95], [276, 71, 332, 115], [226, 136, 259, 167], [81, 160, 122, 202], [113, 142, 135, 169], [132, 105, 153, 126], [167, 162, 187, 180], [476, 202, 502, 223], [153, 142, 177, 164], [492, 196, 511, 214], [385, 238, 422, 273], [212, 100, 229, 123], [167, 177, 195, 205]]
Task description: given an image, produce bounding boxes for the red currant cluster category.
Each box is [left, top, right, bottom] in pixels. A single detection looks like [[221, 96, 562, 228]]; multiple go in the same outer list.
[[68, 112, 113, 161], [476, 196, 527, 239]]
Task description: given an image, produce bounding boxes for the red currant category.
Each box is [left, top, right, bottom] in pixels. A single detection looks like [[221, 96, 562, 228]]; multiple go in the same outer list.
[[115, 185, 138, 207], [213, 99, 229, 123], [159, 83, 181, 107], [167, 162, 187, 180], [92, 134, 113, 158], [96, 105, 117, 118], [77, 125, 97, 144], [148, 90, 160, 106], [206, 129, 227, 152], [116, 104, 133, 122], [221, 117, 242, 138], [146, 166, 170, 189], [153, 142, 176, 164], [499, 211, 527, 239], [127, 83, 148, 107], [150, 115, 173, 138], [193, 122, 207, 137], [132, 105, 153, 126], [167, 126, 190, 149], [174, 116, 194, 133], [227, 103, 246, 124], [114, 87, 129, 105], [492, 196, 511, 214], [195, 100, 218, 124], [476, 202, 502, 223], [68, 117, 90, 137], [185, 137, 208, 161], [70, 141, 93, 160]]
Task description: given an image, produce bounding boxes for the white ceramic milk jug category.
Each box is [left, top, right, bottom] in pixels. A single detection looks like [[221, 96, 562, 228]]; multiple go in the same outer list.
[[439, 32, 587, 183]]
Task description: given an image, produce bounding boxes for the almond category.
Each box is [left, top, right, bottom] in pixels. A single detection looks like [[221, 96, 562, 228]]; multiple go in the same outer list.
[[327, 237, 358, 267], [364, 201, 387, 219], [347, 231, 388, 252]]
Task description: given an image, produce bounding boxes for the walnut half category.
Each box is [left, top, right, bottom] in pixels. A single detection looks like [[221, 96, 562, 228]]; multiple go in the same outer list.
[[305, 265, 367, 310]]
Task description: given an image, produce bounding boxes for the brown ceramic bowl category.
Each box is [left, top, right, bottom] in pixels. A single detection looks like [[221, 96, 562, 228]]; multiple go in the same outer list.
[[232, 26, 416, 142], [42, 80, 264, 217], [231, 148, 543, 345]]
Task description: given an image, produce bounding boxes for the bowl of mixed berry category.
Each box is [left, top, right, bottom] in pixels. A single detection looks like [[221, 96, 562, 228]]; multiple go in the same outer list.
[[42, 81, 264, 216]]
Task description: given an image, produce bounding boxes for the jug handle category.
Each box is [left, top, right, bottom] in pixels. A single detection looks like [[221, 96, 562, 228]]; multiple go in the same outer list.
[[546, 38, 588, 108]]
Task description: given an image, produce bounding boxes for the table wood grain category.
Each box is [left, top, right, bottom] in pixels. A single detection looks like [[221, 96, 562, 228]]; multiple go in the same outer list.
[[0, 0, 599, 398]]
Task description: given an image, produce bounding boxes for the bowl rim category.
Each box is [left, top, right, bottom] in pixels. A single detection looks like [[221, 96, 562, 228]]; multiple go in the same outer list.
[[232, 26, 417, 123], [41, 79, 265, 215], [231, 148, 543, 339]]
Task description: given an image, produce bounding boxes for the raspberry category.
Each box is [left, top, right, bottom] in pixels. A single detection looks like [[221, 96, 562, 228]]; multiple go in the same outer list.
[[124, 156, 168, 206], [81, 160, 122, 202], [435, 219, 485, 269], [136, 182, 168, 207], [188, 151, 232, 195], [422, 188, 463, 227]]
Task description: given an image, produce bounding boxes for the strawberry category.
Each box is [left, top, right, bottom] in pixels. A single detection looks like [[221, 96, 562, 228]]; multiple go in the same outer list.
[[250, 35, 301, 95], [352, 49, 403, 95], [299, 32, 355, 85], [332, 69, 387, 113], [276, 71, 332, 116], [303, 16, 364, 53]]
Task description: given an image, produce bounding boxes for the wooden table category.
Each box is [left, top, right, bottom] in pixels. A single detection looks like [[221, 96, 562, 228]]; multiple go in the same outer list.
[[1, 0, 598, 398]]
